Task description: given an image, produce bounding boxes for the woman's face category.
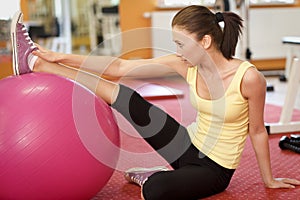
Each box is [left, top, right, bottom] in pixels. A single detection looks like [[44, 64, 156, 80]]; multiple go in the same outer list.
[[172, 26, 207, 66]]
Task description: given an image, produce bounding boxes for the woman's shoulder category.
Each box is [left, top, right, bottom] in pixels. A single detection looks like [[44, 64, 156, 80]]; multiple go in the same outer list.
[[241, 63, 266, 98], [232, 59, 259, 77]]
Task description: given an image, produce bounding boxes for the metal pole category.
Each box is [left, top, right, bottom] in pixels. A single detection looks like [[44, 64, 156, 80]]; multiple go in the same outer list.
[[241, 0, 252, 60], [60, 0, 72, 53]]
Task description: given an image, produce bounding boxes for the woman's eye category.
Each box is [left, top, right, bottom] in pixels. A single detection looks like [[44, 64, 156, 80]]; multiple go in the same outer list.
[[177, 43, 183, 48]]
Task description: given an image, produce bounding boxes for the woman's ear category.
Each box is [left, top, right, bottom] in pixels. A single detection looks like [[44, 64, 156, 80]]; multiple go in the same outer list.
[[201, 35, 212, 49]]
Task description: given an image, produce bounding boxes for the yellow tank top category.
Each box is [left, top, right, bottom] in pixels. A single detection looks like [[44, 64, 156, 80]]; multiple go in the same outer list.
[[186, 61, 254, 169]]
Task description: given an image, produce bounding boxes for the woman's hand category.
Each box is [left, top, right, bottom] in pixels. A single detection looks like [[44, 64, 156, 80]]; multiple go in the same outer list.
[[266, 178, 300, 189], [32, 44, 63, 63]]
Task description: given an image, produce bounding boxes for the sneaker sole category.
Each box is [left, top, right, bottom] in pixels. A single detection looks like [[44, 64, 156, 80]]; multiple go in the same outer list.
[[125, 166, 170, 173], [11, 11, 22, 75]]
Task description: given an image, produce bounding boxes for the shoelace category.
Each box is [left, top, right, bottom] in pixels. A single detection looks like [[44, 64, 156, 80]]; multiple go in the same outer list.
[[20, 24, 37, 50], [129, 174, 147, 186]]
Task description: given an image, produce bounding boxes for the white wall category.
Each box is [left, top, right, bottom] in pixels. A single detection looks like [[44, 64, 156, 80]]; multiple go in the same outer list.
[[0, 0, 20, 19], [249, 7, 300, 59]]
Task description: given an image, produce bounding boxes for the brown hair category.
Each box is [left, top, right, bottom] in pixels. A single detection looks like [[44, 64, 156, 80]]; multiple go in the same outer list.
[[171, 5, 243, 59]]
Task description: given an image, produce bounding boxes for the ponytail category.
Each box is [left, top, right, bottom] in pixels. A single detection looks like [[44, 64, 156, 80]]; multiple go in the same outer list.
[[221, 12, 243, 59]]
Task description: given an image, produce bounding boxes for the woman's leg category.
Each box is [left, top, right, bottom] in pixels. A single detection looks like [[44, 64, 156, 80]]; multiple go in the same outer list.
[[33, 58, 119, 105], [111, 84, 191, 166], [142, 163, 234, 200], [141, 145, 235, 200], [34, 58, 191, 165]]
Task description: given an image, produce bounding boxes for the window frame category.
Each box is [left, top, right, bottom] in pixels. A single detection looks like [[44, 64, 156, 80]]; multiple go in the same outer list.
[[156, 0, 296, 8]]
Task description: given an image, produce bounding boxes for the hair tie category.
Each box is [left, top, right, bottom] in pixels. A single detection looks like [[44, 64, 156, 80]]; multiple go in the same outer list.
[[215, 12, 224, 22], [215, 12, 225, 31]]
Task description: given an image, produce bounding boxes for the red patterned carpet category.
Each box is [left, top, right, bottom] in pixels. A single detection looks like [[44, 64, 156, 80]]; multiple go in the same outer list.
[[93, 77, 300, 200]]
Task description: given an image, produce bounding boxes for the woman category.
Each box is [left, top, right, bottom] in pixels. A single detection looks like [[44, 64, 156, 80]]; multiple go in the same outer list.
[[11, 5, 300, 200]]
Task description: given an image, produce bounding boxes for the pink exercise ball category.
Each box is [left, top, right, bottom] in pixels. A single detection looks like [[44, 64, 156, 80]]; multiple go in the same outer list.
[[0, 73, 120, 200]]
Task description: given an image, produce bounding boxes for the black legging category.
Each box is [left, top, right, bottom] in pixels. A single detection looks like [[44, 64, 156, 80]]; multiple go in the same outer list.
[[111, 84, 235, 200]]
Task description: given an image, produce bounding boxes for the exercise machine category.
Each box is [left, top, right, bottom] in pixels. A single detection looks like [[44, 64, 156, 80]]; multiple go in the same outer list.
[[265, 57, 300, 134]]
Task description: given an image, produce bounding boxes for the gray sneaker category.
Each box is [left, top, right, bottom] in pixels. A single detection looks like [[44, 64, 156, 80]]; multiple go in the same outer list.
[[11, 11, 38, 75], [124, 166, 169, 186]]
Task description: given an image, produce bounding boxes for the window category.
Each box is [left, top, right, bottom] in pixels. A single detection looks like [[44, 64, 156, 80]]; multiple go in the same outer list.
[[156, 0, 295, 8], [251, 0, 294, 4], [157, 0, 215, 8]]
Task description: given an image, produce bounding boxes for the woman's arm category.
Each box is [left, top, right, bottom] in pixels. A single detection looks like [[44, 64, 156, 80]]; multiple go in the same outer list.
[[242, 67, 300, 188], [33, 45, 188, 78]]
